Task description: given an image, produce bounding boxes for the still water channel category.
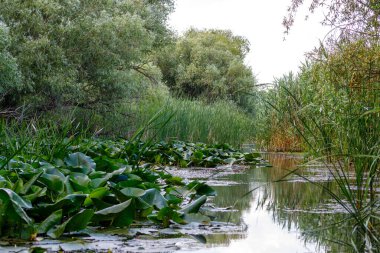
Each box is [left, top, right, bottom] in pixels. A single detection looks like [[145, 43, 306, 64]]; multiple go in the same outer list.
[[3, 154, 349, 253]]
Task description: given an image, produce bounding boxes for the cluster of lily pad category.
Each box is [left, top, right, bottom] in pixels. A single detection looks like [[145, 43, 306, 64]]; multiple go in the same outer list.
[[0, 139, 261, 240]]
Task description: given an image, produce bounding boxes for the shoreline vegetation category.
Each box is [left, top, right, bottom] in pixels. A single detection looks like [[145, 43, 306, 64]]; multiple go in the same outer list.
[[0, 117, 263, 240], [0, 0, 379, 252]]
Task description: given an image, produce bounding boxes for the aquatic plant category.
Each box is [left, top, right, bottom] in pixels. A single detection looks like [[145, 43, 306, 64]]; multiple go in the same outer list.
[[0, 118, 260, 240]]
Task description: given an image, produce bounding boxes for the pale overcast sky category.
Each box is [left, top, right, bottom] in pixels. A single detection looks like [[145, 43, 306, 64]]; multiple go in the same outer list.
[[169, 0, 330, 84]]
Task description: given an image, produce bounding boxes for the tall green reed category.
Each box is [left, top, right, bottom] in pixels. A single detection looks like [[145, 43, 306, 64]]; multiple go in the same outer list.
[[266, 72, 380, 252], [132, 95, 255, 147]]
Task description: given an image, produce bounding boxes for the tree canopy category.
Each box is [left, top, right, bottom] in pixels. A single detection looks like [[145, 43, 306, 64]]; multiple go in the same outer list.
[[0, 0, 174, 109], [284, 0, 380, 41], [157, 29, 256, 103]]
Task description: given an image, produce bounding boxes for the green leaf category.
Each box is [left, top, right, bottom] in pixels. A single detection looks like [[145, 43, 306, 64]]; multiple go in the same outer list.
[[120, 187, 145, 198], [0, 188, 33, 224], [140, 188, 168, 209], [95, 199, 132, 216], [84, 187, 109, 206], [90, 167, 126, 188], [244, 152, 260, 162], [92, 198, 113, 210], [180, 195, 207, 214], [31, 194, 86, 216], [183, 213, 211, 224], [64, 209, 94, 232], [12, 178, 24, 194], [112, 201, 135, 227], [47, 209, 94, 238], [24, 187, 47, 202], [20, 171, 43, 195], [65, 152, 96, 174], [38, 209, 62, 234], [69, 173, 91, 193], [187, 181, 216, 196], [39, 174, 64, 193]]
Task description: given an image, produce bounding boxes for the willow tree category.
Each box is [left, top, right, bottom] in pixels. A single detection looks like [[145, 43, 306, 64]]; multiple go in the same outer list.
[[157, 29, 256, 106], [0, 0, 174, 109]]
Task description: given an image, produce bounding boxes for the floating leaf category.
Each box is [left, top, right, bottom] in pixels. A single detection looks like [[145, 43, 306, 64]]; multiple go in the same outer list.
[[183, 213, 211, 224], [180, 195, 207, 214], [140, 188, 168, 209], [95, 199, 132, 216], [120, 187, 146, 198]]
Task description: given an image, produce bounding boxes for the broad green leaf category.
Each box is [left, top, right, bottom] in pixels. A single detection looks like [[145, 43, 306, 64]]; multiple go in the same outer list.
[[0, 188, 33, 224], [84, 187, 109, 206], [47, 209, 94, 238], [13, 178, 24, 194], [183, 213, 211, 224], [31, 194, 86, 216], [0, 176, 12, 188], [65, 152, 96, 174], [64, 209, 94, 232], [20, 171, 43, 195], [90, 167, 126, 188], [38, 209, 62, 234], [95, 199, 132, 216], [39, 174, 64, 193], [244, 152, 260, 162], [140, 188, 168, 209], [180, 195, 207, 214], [69, 173, 91, 192], [187, 181, 216, 196], [112, 201, 135, 227], [120, 187, 145, 198], [92, 198, 113, 210]]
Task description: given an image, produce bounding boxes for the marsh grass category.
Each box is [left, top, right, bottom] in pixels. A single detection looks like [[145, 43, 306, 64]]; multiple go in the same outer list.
[[268, 79, 380, 252], [132, 95, 255, 147], [67, 90, 255, 147], [0, 114, 89, 161]]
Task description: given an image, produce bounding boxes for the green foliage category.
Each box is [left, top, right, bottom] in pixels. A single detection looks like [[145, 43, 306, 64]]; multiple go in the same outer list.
[[0, 119, 262, 239], [131, 88, 256, 146], [255, 40, 380, 251], [284, 0, 380, 40], [157, 29, 256, 103], [63, 85, 256, 146], [0, 0, 174, 109], [0, 22, 22, 105]]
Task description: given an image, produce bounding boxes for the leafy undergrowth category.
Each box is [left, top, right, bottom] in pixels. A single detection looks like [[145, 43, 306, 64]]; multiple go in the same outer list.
[[0, 139, 261, 240]]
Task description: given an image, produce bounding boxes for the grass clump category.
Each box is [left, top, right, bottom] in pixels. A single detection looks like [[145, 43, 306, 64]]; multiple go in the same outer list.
[[132, 89, 256, 146]]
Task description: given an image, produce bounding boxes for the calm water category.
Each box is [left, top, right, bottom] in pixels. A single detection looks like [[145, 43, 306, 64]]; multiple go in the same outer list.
[[2, 154, 352, 252], [179, 153, 350, 253]]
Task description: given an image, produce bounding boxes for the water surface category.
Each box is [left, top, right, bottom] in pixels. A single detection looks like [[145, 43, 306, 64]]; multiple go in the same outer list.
[[2, 154, 351, 252]]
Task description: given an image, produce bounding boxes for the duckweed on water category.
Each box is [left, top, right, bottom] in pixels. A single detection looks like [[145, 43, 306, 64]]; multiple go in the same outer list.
[[0, 139, 261, 240]]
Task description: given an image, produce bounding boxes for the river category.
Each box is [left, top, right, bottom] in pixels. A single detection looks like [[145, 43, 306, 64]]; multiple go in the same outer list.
[[2, 153, 351, 253]]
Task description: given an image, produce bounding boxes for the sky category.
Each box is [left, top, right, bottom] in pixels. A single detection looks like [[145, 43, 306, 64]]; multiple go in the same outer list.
[[168, 0, 330, 84]]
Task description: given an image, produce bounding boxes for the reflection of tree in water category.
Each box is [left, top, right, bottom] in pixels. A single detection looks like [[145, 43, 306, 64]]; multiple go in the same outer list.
[[203, 169, 260, 246], [259, 154, 359, 253]]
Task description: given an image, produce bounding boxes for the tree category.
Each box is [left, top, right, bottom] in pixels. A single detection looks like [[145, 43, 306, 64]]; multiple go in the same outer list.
[[0, 0, 174, 109], [284, 0, 380, 41], [0, 22, 21, 106], [157, 29, 256, 103]]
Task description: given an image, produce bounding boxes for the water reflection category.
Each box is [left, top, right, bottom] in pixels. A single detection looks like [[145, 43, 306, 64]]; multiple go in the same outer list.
[[185, 153, 358, 253]]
